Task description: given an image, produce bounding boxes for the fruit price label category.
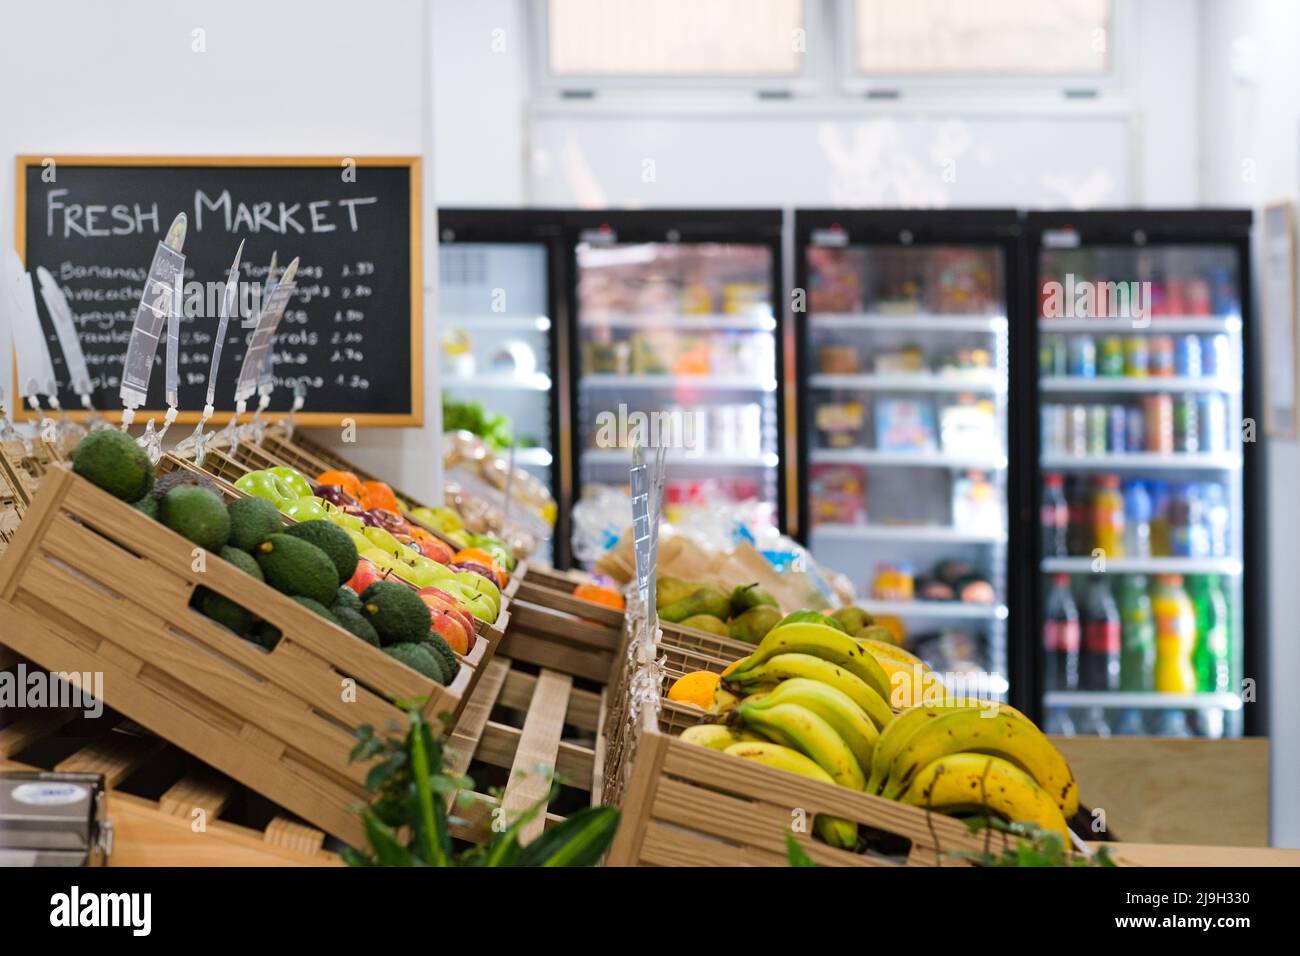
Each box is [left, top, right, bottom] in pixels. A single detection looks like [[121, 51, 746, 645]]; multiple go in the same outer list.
[[120, 213, 186, 412]]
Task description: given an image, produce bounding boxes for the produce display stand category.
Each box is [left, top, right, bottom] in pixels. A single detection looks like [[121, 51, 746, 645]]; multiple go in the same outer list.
[[600, 623, 1016, 867], [0, 465, 489, 848], [0, 698, 340, 867]]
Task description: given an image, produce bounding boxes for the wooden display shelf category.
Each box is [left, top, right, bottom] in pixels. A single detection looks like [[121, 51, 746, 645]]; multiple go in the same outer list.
[[0, 695, 340, 867], [0, 465, 487, 848]]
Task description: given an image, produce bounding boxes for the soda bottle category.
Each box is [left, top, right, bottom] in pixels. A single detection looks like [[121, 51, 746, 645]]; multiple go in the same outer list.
[[1148, 481, 1171, 556], [1080, 707, 1112, 737], [1152, 575, 1197, 693], [1190, 575, 1231, 693], [1041, 473, 1069, 558], [1115, 709, 1146, 735], [1066, 477, 1092, 556], [1044, 574, 1081, 692], [1123, 479, 1152, 558], [1119, 575, 1155, 691], [1043, 707, 1076, 736], [1082, 577, 1121, 690], [1091, 474, 1125, 558], [1155, 710, 1193, 737], [1201, 482, 1230, 557], [1169, 483, 1209, 558]]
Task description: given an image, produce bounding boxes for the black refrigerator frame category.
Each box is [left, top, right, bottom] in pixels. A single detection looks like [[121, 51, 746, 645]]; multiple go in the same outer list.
[[561, 209, 789, 534], [1020, 210, 1266, 736], [437, 208, 574, 568], [791, 209, 1026, 703]]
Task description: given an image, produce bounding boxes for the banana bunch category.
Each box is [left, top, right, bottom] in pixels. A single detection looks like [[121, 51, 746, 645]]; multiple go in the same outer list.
[[869, 701, 1078, 838]]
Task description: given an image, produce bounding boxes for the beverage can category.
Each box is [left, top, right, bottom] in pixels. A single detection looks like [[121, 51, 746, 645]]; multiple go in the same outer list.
[[1126, 405, 1146, 452], [1042, 404, 1067, 456], [1099, 336, 1125, 377], [1150, 335, 1175, 377], [1143, 394, 1174, 453], [1107, 404, 1127, 452], [1203, 334, 1230, 378], [1174, 393, 1200, 453], [1175, 334, 1202, 377], [1124, 336, 1149, 377], [1070, 335, 1097, 378], [1087, 404, 1109, 455], [1068, 404, 1088, 456], [1199, 393, 1227, 452]]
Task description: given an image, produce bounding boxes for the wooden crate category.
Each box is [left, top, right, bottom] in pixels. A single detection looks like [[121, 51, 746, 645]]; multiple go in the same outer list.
[[0, 465, 489, 848], [498, 584, 624, 685], [0, 686, 340, 866], [443, 654, 606, 846], [601, 629, 1018, 867]]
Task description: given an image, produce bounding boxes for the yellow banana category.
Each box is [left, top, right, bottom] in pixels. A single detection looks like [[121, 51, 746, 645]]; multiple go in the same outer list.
[[723, 741, 858, 850], [744, 678, 878, 776], [728, 622, 892, 703], [709, 686, 743, 716], [679, 723, 762, 751], [900, 753, 1070, 839], [727, 652, 893, 730], [866, 700, 1034, 794], [857, 638, 927, 668], [884, 709, 1079, 816], [737, 700, 866, 791]]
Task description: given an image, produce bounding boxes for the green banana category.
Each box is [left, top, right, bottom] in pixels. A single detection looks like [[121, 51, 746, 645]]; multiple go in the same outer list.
[[723, 741, 858, 850], [679, 723, 762, 751], [884, 709, 1079, 815], [727, 652, 893, 730], [727, 621, 892, 702], [900, 753, 1070, 839], [737, 700, 866, 791], [744, 678, 878, 776]]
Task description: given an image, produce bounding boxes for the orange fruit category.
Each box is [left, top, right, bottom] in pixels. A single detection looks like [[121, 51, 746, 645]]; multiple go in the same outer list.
[[667, 671, 722, 709], [359, 480, 400, 513], [573, 583, 624, 610], [318, 469, 363, 499]]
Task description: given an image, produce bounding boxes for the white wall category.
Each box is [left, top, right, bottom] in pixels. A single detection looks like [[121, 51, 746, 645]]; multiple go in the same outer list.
[[1198, 0, 1300, 849], [0, 0, 442, 498]]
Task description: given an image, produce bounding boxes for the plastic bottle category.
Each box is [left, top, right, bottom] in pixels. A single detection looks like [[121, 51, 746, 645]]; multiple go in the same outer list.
[[1091, 474, 1125, 558], [1043, 707, 1076, 736], [1169, 483, 1209, 558], [1082, 577, 1121, 690], [1080, 707, 1112, 737], [1201, 482, 1230, 558], [1066, 477, 1092, 556], [1044, 574, 1080, 692], [1041, 473, 1069, 558], [1148, 481, 1171, 556], [1152, 575, 1197, 693], [1119, 575, 1155, 691], [1190, 575, 1231, 694], [1115, 709, 1147, 735], [1123, 480, 1152, 558], [1156, 710, 1193, 737]]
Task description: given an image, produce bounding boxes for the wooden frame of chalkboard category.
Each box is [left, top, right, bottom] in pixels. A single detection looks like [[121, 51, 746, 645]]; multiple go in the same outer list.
[[14, 155, 423, 427]]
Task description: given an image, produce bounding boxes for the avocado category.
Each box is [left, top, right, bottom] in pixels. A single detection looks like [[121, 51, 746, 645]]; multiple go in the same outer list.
[[255, 534, 340, 605], [218, 545, 264, 582], [161, 485, 231, 552], [284, 520, 358, 583], [727, 605, 783, 645], [384, 642, 446, 683], [249, 620, 281, 651], [194, 587, 252, 635], [359, 580, 431, 645], [332, 585, 362, 613], [132, 495, 160, 520], [226, 495, 283, 552], [292, 595, 340, 626], [423, 631, 459, 682], [677, 614, 730, 636], [71, 429, 154, 502], [777, 609, 848, 633], [333, 606, 381, 647], [659, 585, 731, 624], [151, 469, 222, 503], [730, 582, 779, 617]]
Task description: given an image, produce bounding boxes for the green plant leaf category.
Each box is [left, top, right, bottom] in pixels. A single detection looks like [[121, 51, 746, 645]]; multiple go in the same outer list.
[[361, 811, 419, 867], [515, 807, 620, 868], [785, 834, 819, 867]]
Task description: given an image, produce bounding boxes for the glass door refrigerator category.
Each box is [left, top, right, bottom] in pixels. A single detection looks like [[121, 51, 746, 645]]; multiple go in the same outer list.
[[437, 209, 570, 566], [566, 211, 785, 543], [1024, 210, 1261, 738], [794, 210, 1022, 701]]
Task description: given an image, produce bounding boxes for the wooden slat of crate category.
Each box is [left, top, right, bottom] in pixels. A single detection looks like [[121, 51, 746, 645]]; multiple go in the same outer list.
[[55, 731, 166, 788], [0, 466, 475, 847], [500, 600, 621, 684], [497, 669, 602, 733], [159, 770, 235, 820], [500, 669, 572, 845], [514, 579, 624, 628]]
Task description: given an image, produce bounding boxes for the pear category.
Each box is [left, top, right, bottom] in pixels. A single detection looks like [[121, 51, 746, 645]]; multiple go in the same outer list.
[[677, 614, 730, 637], [655, 575, 696, 611], [659, 585, 731, 623], [831, 605, 874, 634], [727, 605, 783, 645], [729, 582, 778, 617]]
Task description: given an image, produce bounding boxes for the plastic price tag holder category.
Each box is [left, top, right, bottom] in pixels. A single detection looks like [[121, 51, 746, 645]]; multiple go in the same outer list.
[[34, 267, 104, 437], [219, 257, 297, 453], [6, 252, 61, 450], [119, 214, 186, 435], [175, 241, 243, 464]]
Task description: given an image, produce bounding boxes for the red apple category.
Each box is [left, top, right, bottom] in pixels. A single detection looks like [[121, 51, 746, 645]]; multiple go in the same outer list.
[[418, 538, 455, 564], [418, 588, 476, 638], [428, 608, 470, 655], [348, 559, 384, 595]]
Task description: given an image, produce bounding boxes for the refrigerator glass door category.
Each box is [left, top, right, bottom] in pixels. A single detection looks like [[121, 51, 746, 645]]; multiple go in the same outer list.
[[1036, 243, 1244, 738], [574, 240, 780, 536], [805, 243, 1010, 700], [439, 241, 555, 561]]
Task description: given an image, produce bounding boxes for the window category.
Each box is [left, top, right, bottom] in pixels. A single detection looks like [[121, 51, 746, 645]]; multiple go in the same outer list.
[[545, 0, 807, 78], [853, 0, 1111, 76]]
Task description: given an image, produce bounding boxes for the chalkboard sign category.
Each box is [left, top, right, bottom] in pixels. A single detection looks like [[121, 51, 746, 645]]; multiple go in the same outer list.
[[16, 156, 422, 426]]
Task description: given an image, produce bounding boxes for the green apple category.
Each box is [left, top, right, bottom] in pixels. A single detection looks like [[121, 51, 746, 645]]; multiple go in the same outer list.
[[363, 525, 403, 556], [440, 582, 494, 622], [453, 571, 500, 617], [323, 502, 366, 533], [268, 466, 313, 499], [234, 470, 295, 508], [281, 496, 331, 521], [345, 529, 372, 551]]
